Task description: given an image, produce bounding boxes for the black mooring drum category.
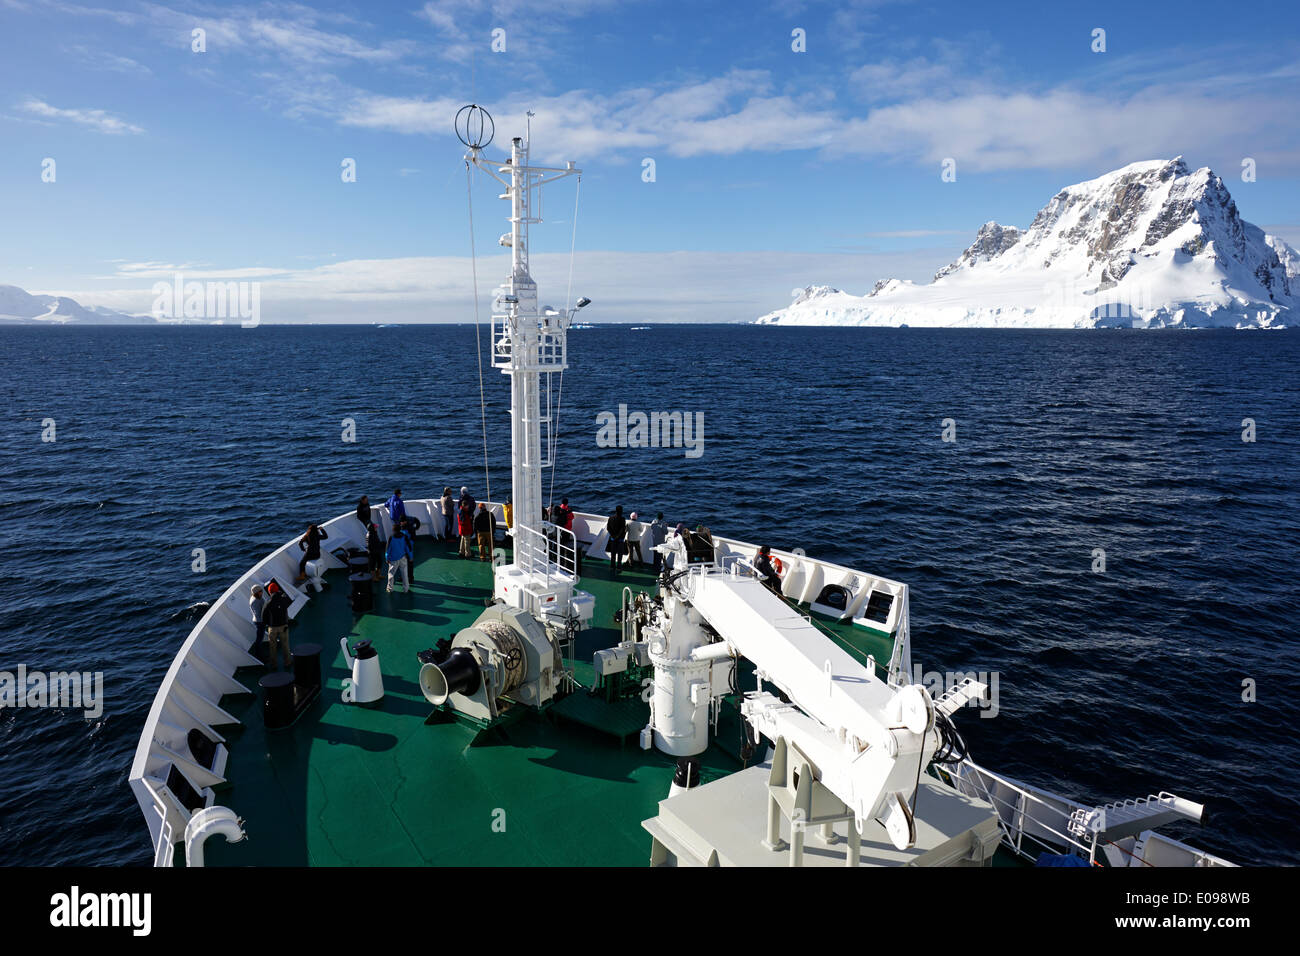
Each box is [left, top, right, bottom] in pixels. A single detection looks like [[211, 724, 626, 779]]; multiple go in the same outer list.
[[349, 572, 374, 613]]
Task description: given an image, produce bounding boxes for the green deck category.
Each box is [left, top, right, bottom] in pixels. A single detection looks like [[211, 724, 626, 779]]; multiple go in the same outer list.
[[202, 538, 898, 866]]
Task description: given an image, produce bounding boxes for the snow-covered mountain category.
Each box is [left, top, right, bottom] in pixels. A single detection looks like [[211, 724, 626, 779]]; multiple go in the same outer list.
[[757, 158, 1298, 329], [0, 285, 147, 324]]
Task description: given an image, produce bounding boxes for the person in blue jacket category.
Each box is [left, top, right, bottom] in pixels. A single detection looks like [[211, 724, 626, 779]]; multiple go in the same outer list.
[[385, 526, 410, 593], [399, 518, 417, 579], [386, 488, 407, 525]]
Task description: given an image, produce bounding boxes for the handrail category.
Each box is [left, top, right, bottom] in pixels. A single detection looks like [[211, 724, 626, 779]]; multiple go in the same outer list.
[[511, 521, 579, 592], [936, 761, 1100, 863]]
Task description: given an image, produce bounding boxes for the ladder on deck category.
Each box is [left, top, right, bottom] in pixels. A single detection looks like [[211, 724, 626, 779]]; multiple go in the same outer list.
[[1068, 791, 1205, 842]]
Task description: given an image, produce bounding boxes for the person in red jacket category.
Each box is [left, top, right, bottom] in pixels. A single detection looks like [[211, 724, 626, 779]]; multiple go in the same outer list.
[[457, 500, 475, 559]]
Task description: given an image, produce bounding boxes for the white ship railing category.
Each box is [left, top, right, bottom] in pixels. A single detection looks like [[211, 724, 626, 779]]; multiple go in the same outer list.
[[935, 760, 1100, 863], [128, 497, 493, 862], [490, 313, 567, 371], [512, 521, 579, 589], [562, 513, 913, 688]]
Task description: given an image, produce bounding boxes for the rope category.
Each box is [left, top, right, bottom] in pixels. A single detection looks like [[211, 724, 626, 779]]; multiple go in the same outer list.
[[547, 175, 581, 511], [466, 160, 491, 506]]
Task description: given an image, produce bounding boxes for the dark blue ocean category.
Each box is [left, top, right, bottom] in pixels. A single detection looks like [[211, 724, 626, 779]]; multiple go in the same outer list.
[[1, 324, 1297, 866]]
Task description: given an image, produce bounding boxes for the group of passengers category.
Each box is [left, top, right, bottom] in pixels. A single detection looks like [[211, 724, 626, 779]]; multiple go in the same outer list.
[[249, 489, 787, 670]]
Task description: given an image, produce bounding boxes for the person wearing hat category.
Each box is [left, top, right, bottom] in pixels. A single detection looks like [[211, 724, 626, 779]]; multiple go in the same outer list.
[[754, 545, 781, 594], [263, 581, 294, 669]]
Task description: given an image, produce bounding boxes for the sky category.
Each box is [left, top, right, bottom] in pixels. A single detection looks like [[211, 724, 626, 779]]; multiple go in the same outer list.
[[2, 0, 1299, 322]]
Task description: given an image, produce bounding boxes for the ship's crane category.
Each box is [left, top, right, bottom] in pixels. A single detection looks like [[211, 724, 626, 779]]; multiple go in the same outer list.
[[617, 544, 986, 851]]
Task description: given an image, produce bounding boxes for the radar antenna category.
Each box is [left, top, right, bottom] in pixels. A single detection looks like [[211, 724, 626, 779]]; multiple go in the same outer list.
[[455, 104, 494, 150]]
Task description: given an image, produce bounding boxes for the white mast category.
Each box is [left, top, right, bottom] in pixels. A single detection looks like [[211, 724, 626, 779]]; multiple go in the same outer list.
[[461, 107, 590, 620]]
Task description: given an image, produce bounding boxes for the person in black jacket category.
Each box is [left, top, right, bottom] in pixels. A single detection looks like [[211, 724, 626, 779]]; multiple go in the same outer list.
[[366, 521, 384, 582], [356, 495, 371, 530], [754, 545, 781, 594], [297, 523, 329, 581], [605, 505, 627, 576], [264, 582, 294, 669], [473, 503, 493, 562]]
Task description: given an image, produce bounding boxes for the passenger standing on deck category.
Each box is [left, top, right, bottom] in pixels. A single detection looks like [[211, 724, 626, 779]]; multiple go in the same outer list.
[[386, 488, 407, 526], [649, 513, 668, 573], [356, 495, 371, 536], [459, 485, 476, 516], [626, 512, 644, 565], [440, 487, 454, 541], [399, 519, 417, 580], [367, 521, 384, 582], [264, 582, 293, 670], [754, 545, 782, 594], [386, 527, 410, 592], [605, 506, 627, 576], [296, 523, 328, 581], [474, 503, 493, 562], [249, 585, 266, 659], [458, 499, 475, 558], [553, 497, 574, 531], [504, 495, 513, 536], [665, 523, 687, 572]]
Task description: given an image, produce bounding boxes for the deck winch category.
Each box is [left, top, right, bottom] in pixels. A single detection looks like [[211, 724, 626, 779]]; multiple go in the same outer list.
[[419, 604, 560, 724]]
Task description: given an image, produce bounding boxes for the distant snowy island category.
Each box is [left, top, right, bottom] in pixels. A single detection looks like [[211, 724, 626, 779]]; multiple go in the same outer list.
[[0, 285, 152, 325], [757, 158, 1300, 329]]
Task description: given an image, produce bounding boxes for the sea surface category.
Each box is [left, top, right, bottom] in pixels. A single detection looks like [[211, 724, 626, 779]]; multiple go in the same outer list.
[[1, 323, 1297, 866]]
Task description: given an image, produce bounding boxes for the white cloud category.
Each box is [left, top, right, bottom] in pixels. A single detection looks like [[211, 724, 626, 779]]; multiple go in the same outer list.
[[57, 247, 952, 323], [18, 98, 144, 134], [62, 44, 152, 74], [342, 71, 840, 161], [830, 88, 1290, 173], [112, 262, 290, 279]]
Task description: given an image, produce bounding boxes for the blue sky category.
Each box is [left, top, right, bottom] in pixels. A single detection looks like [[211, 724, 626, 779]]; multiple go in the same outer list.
[[2, 0, 1298, 321]]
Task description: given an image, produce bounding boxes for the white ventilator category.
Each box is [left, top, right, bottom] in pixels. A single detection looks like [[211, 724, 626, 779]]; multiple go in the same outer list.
[[184, 806, 246, 868], [340, 638, 384, 705]]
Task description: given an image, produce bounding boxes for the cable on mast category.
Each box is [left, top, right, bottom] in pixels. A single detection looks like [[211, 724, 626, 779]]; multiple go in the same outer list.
[[547, 175, 582, 511], [465, 159, 491, 508]]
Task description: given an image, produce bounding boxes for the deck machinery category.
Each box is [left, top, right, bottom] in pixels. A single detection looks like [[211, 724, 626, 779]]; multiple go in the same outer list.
[[423, 110, 1005, 865]]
